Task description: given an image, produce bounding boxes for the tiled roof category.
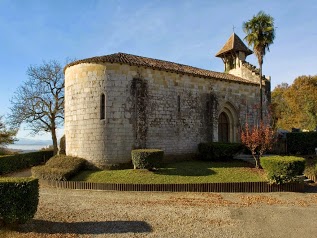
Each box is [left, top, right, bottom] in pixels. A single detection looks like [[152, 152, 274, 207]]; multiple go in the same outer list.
[[65, 52, 257, 85], [215, 33, 253, 57]]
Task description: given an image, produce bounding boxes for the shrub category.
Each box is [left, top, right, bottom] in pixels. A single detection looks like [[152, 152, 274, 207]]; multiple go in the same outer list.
[[304, 164, 317, 178], [0, 177, 39, 225], [31, 155, 86, 181], [0, 147, 16, 156], [131, 149, 164, 170], [261, 156, 306, 184], [32, 166, 76, 181], [286, 132, 317, 155], [304, 157, 317, 179], [0, 150, 53, 175], [198, 142, 243, 161], [45, 155, 85, 169]]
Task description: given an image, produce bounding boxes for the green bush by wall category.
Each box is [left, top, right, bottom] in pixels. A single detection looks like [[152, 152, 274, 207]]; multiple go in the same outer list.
[[0, 150, 54, 175], [198, 142, 243, 161], [131, 149, 164, 170], [286, 132, 317, 155], [0, 177, 39, 225], [32, 155, 86, 181], [261, 156, 306, 184]]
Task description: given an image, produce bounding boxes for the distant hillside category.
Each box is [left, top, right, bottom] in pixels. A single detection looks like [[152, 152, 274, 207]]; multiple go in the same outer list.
[[13, 138, 52, 145], [7, 138, 52, 152]]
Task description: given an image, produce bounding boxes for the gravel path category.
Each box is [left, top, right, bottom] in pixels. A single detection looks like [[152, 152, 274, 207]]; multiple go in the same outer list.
[[1, 184, 317, 238]]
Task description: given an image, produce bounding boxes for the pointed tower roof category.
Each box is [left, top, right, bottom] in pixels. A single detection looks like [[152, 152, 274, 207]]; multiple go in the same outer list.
[[215, 33, 253, 57]]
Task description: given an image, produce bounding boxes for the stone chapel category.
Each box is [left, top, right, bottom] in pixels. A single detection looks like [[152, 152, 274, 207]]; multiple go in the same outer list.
[[64, 33, 271, 168]]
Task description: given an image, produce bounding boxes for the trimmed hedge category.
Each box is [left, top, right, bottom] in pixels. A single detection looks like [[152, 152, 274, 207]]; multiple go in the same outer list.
[[0, 177, 39, 225], [0, 150, 54, 175], [32, 155, 86, 181], [261, 156, 306, 184], [286, 132, 317, 155], [131, 149, 164, 170], [198, 142, 243, 161]]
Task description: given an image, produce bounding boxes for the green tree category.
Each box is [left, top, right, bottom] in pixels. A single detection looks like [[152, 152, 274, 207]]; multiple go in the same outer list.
[[285, 76, 317, 130], [9, 61, 64, 155], [271, 83, 289, 129], [272, 76, 317, 131], [0, 116, 17, 146], [243, 11, 276, 120]]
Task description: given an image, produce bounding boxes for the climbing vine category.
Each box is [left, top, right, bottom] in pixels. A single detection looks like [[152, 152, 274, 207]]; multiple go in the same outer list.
[[130, 78, 148, 148], [204, 91, 219, 141]]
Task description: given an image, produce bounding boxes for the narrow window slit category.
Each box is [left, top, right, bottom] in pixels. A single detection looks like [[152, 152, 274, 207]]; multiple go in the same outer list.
[[100, 93, 105, 120]]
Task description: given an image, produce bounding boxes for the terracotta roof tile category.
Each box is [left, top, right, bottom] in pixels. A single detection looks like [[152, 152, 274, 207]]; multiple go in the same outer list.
[[65, 52, 257, 85], [215, 33, 253, 57]]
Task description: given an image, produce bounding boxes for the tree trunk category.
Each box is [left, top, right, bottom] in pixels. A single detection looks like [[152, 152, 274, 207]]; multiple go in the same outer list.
[[255, 156, 260, 169], [51, 121, 58, 155], [253, 154, 261, 169], [259, 63, 263, 121]]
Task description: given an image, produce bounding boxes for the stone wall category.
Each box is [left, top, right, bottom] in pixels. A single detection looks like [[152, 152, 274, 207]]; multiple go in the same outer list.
[[65, 62, 262, 167], [65, 63, 108, 167], [228, 60, 271, 102]]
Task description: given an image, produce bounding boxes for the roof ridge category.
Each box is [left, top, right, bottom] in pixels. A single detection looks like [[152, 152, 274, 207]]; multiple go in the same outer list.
[[64, 52, 258, 85]]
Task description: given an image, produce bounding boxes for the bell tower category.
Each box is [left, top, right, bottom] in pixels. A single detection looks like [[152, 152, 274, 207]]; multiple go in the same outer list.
[[215, 33, 272, 104], [215, 33, 253, 73]]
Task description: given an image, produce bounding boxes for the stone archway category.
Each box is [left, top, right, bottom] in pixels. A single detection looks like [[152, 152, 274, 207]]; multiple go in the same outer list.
[[217, 102, 239, 142]]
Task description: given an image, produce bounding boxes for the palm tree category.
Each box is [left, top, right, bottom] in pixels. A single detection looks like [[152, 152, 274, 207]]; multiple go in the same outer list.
[[243, 11, 275, 121]]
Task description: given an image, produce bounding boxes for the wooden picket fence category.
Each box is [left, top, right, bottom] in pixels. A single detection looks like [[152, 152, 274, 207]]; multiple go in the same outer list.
[[41, 180, 305, 193]]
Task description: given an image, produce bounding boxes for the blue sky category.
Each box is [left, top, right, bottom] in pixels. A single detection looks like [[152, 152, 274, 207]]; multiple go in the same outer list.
[[1, 0, 317, 144]]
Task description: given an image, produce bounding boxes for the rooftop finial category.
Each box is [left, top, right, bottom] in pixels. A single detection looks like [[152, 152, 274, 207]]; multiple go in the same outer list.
[[233, 25, 235, 33]]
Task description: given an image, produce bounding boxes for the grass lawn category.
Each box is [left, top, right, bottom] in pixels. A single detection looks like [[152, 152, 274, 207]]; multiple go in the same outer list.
[[72, 160, 267, 184]]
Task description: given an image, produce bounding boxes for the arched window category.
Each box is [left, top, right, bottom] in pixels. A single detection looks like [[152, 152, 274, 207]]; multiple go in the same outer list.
[[218, 112, 229, 142], [100, 93, 105, 120]]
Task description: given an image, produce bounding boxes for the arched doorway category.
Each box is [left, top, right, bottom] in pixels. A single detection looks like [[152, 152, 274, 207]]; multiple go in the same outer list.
[[217, 102, 239, 143], [218, 112, 229, 142]]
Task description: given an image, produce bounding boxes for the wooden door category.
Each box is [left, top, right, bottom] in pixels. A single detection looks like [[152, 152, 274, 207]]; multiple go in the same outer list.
[[218, 112, 229, 142]]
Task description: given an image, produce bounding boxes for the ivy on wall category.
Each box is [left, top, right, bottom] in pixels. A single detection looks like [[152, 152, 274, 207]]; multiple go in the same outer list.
[[204, 91, 219, 142], [130, 78, 148, 149]]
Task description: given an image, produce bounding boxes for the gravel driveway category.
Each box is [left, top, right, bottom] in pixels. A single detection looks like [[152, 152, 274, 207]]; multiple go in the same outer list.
[[1, 184, 317, 238]]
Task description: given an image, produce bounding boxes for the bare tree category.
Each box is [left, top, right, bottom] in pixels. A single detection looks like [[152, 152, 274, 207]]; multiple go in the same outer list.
[[9, 60, 64, 155]]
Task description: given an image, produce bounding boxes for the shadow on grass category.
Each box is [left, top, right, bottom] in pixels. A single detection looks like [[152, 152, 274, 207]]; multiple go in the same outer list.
[[154, 161, 215, 176], [210, 159, 254, 168], [155, 167, 215, 176], [156, 160, 257, 177], [71, 170, 94, 181], [14, 219, 152, 234], [72, 160, 255, 180]]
